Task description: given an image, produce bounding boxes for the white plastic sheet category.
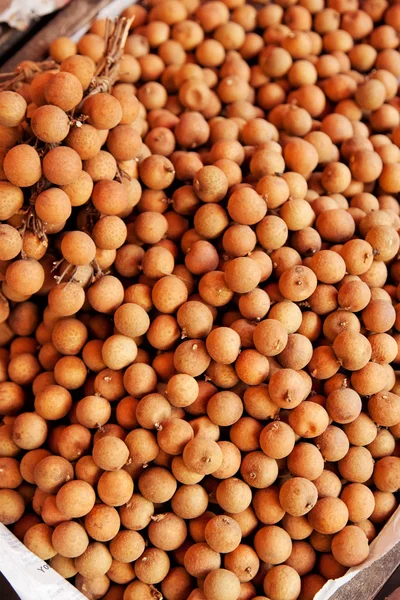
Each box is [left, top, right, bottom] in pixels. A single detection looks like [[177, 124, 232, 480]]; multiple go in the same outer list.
[[0, 523, 85, 599]]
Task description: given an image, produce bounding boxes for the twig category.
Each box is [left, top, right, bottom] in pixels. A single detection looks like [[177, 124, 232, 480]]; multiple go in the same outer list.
[[0, 60, 58, 91]]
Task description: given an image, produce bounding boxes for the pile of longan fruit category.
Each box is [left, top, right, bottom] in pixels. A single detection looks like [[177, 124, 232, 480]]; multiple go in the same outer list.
[[1, 0, 400, 599]]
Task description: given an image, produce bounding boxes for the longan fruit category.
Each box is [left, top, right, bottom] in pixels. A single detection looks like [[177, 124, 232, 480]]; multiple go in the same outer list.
[[138, 466, 177, 503], [92, 436, 129, 471], [355, 519, 377, 543], [148, 512, 187, 551], [75, 394, 111, 429], [184, 542, 221, 579], [97, 469, 135, 511], [224, 256, 261, 294], [340, 483, 375, 523], [364, 298, 397, 334], [235, 349, 270, 386], [121, 488, 155, 532], [163, 374, 198, 409], [152, 274, 188, 314], [6, 258, 45, 296], [343, 413, 378, 448], [252, 486, 284, 526], [338, 447, 374, 483], [61, 170, 93, 208], [308, 497, 349, 534], [373, 456, 400, 493], [337, 279, 371, 313], [109, 530, 145, 564], [84, 503, 120, 543], [315, 425, 350, 462], [56, 480, 95, 518], [279, 265, 318, 302], [41, 494, 68, 527], [326, 388, 362, 424], [287, 443, 324, 481], [75, 455, 102, 487], [0, 423, 19, 458], [0, 456, 22, 489], [161, 567, 194, 600], [56, 423, 91, 462], [282, 514, 314, 541], [368, 391, 400, 427], [268, 302, 302, 336], [229, 416, 262, 453], [31, 105, 70, 143], [177, 301, 214, 339], [83, 149, 117, 182], [3, 145, 42, 187], [53, 356, 86, 391], [75, 542, 113, 579], [263, 565, 301, 600], [172, 456, 205, 485], [81, 92, 122, 130], [50, 554, 78, 579], [268, 369, 307, 409], [157, 419, 194, 455], [205, 391, 242, 427], [370, 490, 397, 526], [0, 184, 24, 222], [134, 392, 171, 430], [75, 574, 111, 599], [367, 429, 396, 459], [284, 541, 316, 578], [60, 54, 95, 90], [288, 402, 329, 438], [173, 338, 211, 377], [280, 477, 318, 517], [215, 478, 252, 514], [24, 523, 56, 560], [240, 451, 278, 489], [34, 455, 73, 494], [203, 569, 241, 600], [42, 146, 82, 186], [0, 381, 25, 415], [318, 552, 347, 580], [323, 310, 361, 343], [331, 526, 369, 567], [369, 333, 398, 364], [124, 429, 158, 469], [260, 421, 295, 459], [253, 319, 288, 357], [243, 385, 279, 422], [12, 412, 47, 450], [212, 441, 241, 481], [20, 449, 53, 484], [313, 470, 343, 500], [0, 90, 27, 127], [206, 327, 241, 365], [189, 511, 216, 543], [0, 489, 25, 524], [183, 438, 223, 475], [101, 334, 137, 371]]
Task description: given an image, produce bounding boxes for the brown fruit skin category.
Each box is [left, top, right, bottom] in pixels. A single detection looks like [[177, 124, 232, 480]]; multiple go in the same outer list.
[[307, 498, 349, 534], [331, 526, 369, 567], [373, 457, 400, 493], [263, 565, 301, 600]]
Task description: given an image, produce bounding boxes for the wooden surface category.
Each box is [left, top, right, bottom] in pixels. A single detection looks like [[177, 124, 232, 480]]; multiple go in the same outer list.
[[329, 542, 400, 600], [1, 0, 111, 70]]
